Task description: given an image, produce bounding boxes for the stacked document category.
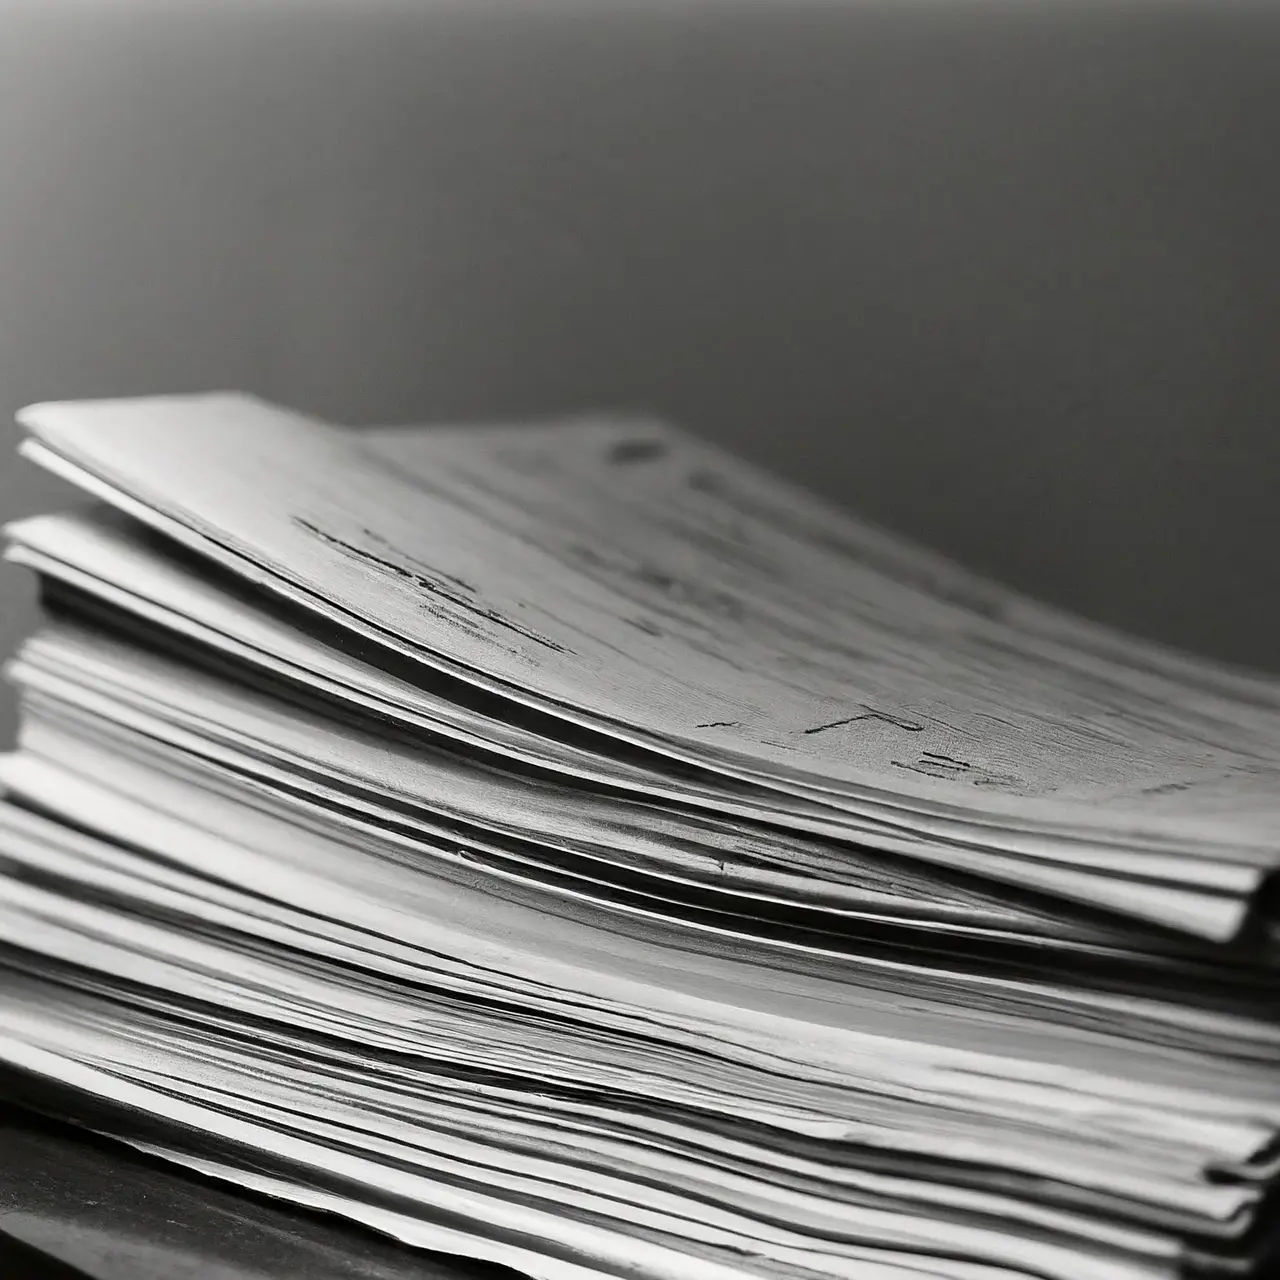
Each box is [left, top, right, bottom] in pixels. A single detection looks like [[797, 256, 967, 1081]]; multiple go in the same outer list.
[[1, 393, 1277, 1280]]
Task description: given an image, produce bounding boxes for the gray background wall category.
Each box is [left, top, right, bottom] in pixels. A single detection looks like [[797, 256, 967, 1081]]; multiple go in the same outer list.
[[2, 0, 1279, 746]]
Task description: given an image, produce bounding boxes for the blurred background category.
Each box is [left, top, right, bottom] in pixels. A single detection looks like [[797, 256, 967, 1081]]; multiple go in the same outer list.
[[2, 0, 1279, 747]]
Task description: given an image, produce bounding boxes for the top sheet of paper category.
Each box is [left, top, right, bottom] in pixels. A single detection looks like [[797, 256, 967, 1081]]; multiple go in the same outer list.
[[18, 394, 1280, 869]]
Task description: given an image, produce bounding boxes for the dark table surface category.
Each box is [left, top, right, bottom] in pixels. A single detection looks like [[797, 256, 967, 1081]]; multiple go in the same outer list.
[[0, 1105, 516, 1280]]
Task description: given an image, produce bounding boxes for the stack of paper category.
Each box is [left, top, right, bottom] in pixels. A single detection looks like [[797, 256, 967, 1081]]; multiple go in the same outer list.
[[1, 394, 1276, 1280]]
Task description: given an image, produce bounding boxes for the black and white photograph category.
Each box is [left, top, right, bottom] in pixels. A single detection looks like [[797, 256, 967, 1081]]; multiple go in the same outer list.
[[0, 3, 1278, 1278]]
